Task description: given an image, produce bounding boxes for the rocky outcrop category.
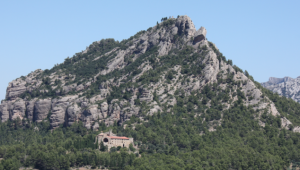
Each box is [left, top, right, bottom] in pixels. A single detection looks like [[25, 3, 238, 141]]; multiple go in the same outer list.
[[101, 50, 127, 75], [139, 89, 153, 103], [281, 117, 292, 129], [50, 96, 75, 128], [100, 102, 108, 118], [0, 99, 27, 122], [93, 122, 99, 131], [202, 50, 219, 83], [176, 15, 196, 41], [0, 15, 296, 133], [0, 101, 10, 122], [67, 104, 81, 126], [193, 27, 207, 44], [26, 99, 37, 121], [34, 99, 52, 122], [81, 104, 103, 129], [6, 80, 27, 100], [11, 99, 26, 120]]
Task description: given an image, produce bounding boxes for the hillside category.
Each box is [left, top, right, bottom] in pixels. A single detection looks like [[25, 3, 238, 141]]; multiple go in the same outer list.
[[262, 76, 300, 103], [1, 15, 300, 169]]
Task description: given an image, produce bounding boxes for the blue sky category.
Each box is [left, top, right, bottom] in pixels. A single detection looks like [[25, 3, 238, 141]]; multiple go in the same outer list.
[[1, 0, 299, 100]]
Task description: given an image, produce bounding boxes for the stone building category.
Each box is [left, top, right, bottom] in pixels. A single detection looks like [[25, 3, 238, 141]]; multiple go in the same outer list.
[[96, 129, 134, 150]]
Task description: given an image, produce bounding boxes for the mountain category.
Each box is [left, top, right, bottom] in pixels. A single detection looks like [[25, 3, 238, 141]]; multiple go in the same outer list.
[[262, 76, 300, 103], [0, 15, 294, 130], [1, 15, 300, 169]]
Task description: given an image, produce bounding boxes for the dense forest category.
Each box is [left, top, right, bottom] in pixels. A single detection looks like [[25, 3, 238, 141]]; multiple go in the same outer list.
[[2, 83, 300, 169]]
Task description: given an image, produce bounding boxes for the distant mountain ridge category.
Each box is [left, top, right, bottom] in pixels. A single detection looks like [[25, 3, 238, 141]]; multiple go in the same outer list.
[[262, 76, 300, 103]]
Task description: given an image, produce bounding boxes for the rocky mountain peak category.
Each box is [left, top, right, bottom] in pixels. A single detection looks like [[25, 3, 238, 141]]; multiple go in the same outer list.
[[176, 15, 196, 37], [1, 15, 299, 133]]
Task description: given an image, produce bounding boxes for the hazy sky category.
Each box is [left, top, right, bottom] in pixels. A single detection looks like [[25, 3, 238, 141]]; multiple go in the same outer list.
[[1, 0, 299, 100]]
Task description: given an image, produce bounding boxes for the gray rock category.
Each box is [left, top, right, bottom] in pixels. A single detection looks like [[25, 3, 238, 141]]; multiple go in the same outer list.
[[158, 40, 173, 56], [67, 104, 81, 126], [92, 122, 99, 131], [100, 102, 108, 118], [108, 102, 121, 119], [50, 97, 71, 128], [26, 99, 37, 121], [202, 51, 219, 83], [261, 76, 300, 103], [293, 126, 300, 133], [281, 117, 292, 129], [100, 50, 127, 75], [175, 15, 196, 41], [148, 32, 160, 47], [171, 26, 178, 35], [62, 84, 77, 94], [34, 99, 52, 122], [0, 101, 10, 122], [6, 80, 27, 100], [11, 99, 26, 120], [84, 120, 91, 129], [193, 27, 207, 44], [76, 84, 85, 91], [80, 105, 102, 127]]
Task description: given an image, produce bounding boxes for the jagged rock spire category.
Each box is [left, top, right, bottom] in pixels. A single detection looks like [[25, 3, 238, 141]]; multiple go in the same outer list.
[[176, 15, 196, 40], [193, 26, 207, 44]]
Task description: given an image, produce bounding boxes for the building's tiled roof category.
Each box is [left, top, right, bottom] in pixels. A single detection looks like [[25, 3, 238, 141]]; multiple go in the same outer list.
[[107, 136, 129, 140]]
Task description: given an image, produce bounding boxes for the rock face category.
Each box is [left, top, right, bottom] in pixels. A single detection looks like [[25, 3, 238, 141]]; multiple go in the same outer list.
[[176, 15, 196, 41], [50, 96, 73, 128], [5, 80, 27, 100], [0, 101, 10, 122], [193, 27, 207, 44], [262, 76, 300, 103], [34, 99, 52, 122], [67, 104, 81, 126], [0, 15, 295, 132]]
